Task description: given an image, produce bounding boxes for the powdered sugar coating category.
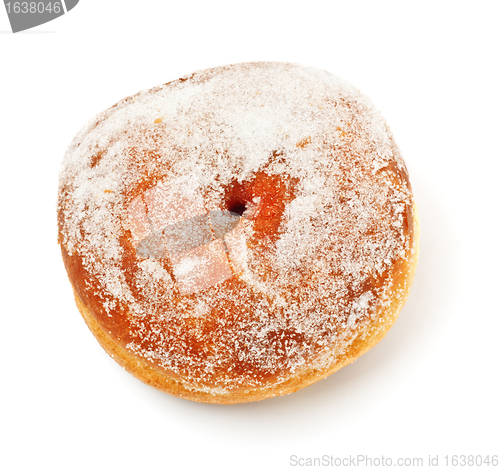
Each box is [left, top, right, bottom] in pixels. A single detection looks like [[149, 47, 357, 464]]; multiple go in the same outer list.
[[58, 62, 415, 395]]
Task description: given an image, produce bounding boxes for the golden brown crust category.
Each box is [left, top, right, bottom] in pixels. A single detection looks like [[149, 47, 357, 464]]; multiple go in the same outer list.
[[71, 206, 419, 404]]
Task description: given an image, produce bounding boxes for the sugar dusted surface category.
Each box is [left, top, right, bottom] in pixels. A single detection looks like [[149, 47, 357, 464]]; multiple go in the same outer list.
[[58, 62, 415, 395]]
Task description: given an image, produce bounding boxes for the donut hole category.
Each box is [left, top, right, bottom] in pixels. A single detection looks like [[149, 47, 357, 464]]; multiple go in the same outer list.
[[227, 200, 247, 217]]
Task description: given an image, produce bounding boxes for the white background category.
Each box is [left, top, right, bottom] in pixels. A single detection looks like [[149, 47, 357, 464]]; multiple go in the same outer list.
[[1, 1, 499, 469]]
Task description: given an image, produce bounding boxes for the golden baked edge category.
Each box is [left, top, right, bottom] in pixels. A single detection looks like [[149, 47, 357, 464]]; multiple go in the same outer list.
[[71, 205, 420, 405]]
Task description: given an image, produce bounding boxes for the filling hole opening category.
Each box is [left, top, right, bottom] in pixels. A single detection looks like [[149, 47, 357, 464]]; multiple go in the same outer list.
[[227, 200, 247, 216]]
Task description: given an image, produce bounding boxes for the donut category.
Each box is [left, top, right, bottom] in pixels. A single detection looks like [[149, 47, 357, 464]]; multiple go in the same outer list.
[[58, 62, 419, 404]]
